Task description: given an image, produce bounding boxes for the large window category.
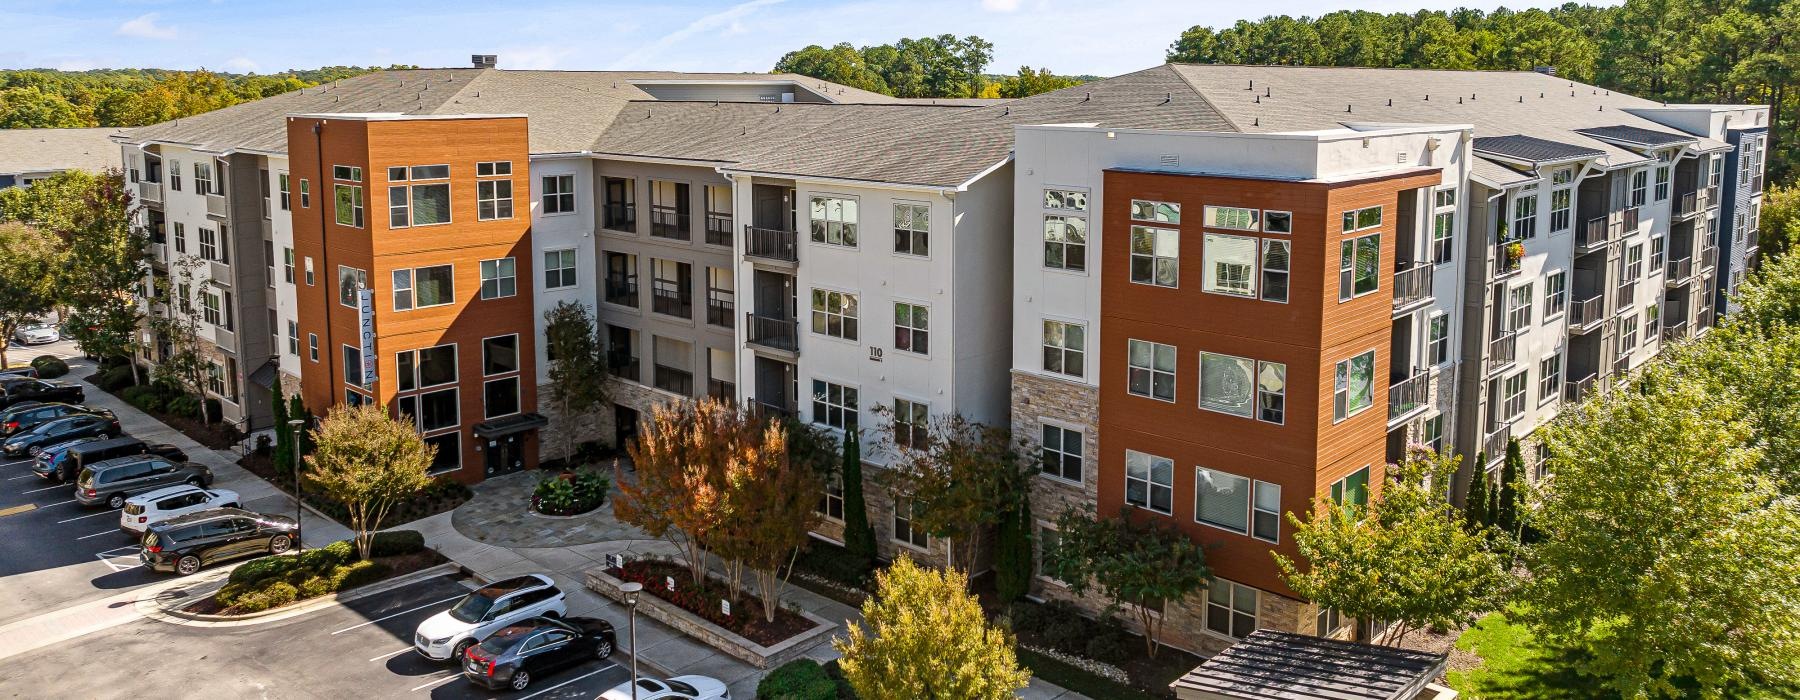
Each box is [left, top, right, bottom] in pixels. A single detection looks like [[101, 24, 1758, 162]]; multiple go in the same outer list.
[[1203, 233, 1257, 298], [1544, 271, 1567, 320], [893, 202, 929, 256], [1040, 424, 1082, 483], [1549, 187, 1571, 233], [198, 227, 219, 262], [424, 433, 460, 475], [338, 266, 367, 307], [1134, 200, 1182, 224], [484, 377, 519, 419], [483, 335, 518, 376], [1539, 354, 1562, 404], [811, 379, 857, 431], [1042, 320, 1084, 378], [1130, 226, 1179, 287], [1199, 351, 1256, 418], [543, 249, 578, 290], [809, 196, 858, 247], [542, 174, 575, 214], [479, 258, 516, 300], [817, 474, 844, 521], [388, 166, 450, 227], [892, 398, 929, 450], [1195, 466, 1250, 534], [397, 344, 458, 391], [1508, 283, 1534, 331], [1261, 240, 1290, 303], [1428, 313, 1450, 365], [333, 167, 364, 228], [811, 289, 858, 341], [1127, 339, 1176, 402], [393, 265, 454, 311], [1654, 164, 1670, 201], [1043, 215, 1087, 271], [1257, 361, 1286, 425], [1333, 350, 1376, 422], [1342, 206, 1382, 233], [1339, 234, 1380, 301], [1513, 191, 1538, 239], [1630, 169, 1648, 207], [1432, 210, 1455, 264], [1206, 580, 1259, 640], [1124, 450, 1173, 514], [893, 494, 930, 549], [651, 259, 693, 319], [894, 302, 928, 355], [1503, 371, 1529, 420]]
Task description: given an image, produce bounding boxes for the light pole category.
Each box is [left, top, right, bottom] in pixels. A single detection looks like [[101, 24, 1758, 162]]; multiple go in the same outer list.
[[620, 581, 643, 700], [288, 418, 305, 553]]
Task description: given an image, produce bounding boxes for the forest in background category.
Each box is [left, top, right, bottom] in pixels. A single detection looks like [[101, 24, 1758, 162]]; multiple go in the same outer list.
[[0, 66, 401, 129]]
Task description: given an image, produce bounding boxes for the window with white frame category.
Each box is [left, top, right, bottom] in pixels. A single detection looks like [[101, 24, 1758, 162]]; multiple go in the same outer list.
[[1257, 361, 1285, 425], [1423, 415, 1445, 453], [278, 173, 291, 211], [1127, 339, 1176, 402], [198, 227, 218, 262], [1513, 190, 1539, 239], [392, 265, 452, 311], [395, 345, 457, 392], [811, 289, 859, 341], [283, 247, 294, 284], [893, 202, 929, 256], [1339, 234, 1380, 301], [893, 302, 928, 355], [1040, 424, 1082, 483], [1130, 226, 1179, 287], [1261, 239, 1289, 303], [1428, 313, 1451, 365], [1043, 215, 1087, 271], [892, 398, 929, 450], [338, 265, 367, 307], [333, 166, 364, 228], [811, 379, 857, 431], [308, 333, 318, 361], [893, 494, 930, 549], [1263, 211, 1292, 234], [1204, 233, 1257, 298], [809, 196, 858, 247], [477, 175, 513, 221], [1194, 466, 1251, 534], [194, 161, 214, 196], [542, 174, 575, 214], [286, 321, 299, 356], [1630, 169, 1648, 207], [1043, 188, 1087, 211], [1625, 243, 1644, 282], [1503, 370, 1528, 421], [1203, 205, 1256, 231], [201, 287, 222, 326], [1539, 354, 1561, 403], [543, 249, 577, 290], [817, 473, 843, 521], [479, 258, 516, 300], [1042, 320, 1084, 378], [1650, 235, 1666, 272], [1342, 205, 1382, 233], [1508, 283, 1533, 331], [1654, 164, 1670, 201], [1334, 350, 1375, 422], [1124, 450, 1173, 514], [1544, 271, 1567, 320], [1432, 209, 1455, 264], [1644, 304, 1659, 342], [1549, 187, 1571, 233], [1331, 466, 1370, 510], [1199, 351, 1256, 418], [1620, 316, 1640, 353], [173, 222, 186, 253], [1206, 580, 1259, 639], [388, 165, 450, 227], [1133, 200, 1182, 224]]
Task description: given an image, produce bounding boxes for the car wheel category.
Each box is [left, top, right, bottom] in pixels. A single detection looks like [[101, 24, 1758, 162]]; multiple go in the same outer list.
[[268, 534, 292, 554], [509, 670, 531, 691], [106, 493, 126, 509], [186, 477, 202, 487], [452, 638, 476, 662], [225, 502, 240, 509], [595, 639, 614, 659], [176, 555, 201, 575], [541, 610, 561, 619]]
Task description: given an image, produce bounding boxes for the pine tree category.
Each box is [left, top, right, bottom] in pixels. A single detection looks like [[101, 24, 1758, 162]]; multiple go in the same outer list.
[[1465, 451, 1491, 529], [840, 429, 877, 573], [1497, 438, 1523, 534], [271, 389, 291, 475], [992, 493, 1032, 602]]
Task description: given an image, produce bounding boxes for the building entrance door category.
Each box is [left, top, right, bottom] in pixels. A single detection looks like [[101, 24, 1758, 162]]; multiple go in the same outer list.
[[484, 434, 524, 477]]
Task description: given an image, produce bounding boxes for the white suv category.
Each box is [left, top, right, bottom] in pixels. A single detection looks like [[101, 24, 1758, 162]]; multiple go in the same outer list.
[[414, 574, 567, 661], [119, 485, 240, 535]]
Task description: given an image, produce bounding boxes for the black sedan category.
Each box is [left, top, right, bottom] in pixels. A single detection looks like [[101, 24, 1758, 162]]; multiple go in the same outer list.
[[1, 402, 110, 437], [463, 616, 616, 692], [0, 378, 83, 410], [2, 413, 120, 457], [140, 508, 299, 575]]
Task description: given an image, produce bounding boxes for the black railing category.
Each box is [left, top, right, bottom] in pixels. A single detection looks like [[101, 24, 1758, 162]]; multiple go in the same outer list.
[[707, 379, 736, 402], [746, 313, 799, 352], [604, 280, 639, 307], [1494, 241, 1523, 278], [706, 300, 734, 328], [604, 203, 636, 232], [653, 365, 694, 396], [745, 225, 798, 262], [650, 205, 689, 241], [607, 350, 639, 382], [652, 288, 691, 318], [705, 213, 732, 246]]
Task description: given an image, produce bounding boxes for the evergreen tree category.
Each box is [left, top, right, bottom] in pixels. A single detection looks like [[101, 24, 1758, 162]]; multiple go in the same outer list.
[[1497, 438, 1524, 534], [271, 389, 292, 475], [1465, 451, 1490, 529], [840, 429, 877, 572], [992, 491, 1032, 603]]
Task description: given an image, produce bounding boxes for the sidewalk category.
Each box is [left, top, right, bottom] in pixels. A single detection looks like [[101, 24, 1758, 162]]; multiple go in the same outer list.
[[410, 471, 1091, 700]]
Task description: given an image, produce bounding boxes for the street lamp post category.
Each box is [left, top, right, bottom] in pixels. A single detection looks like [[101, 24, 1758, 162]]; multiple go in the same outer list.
[[620, 581, 643, 700], [288, 418, 304, 553]]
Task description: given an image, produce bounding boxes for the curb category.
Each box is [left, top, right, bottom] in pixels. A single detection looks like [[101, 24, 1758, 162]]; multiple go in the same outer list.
[[142, 562, 464, 627]]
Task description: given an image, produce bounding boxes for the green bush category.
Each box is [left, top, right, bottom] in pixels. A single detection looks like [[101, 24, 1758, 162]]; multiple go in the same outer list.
[[297, 540, 353, 570], [332, 560, 391, 590], [166, 395, 200, 418], [30, 355, 68, 378], [367, 530, 425, 558], [1084, 631, 1133, 665], [130, 393, 164, 413], [95, 365, 135, 391], [228, 555, 296, 585], [794, 540, 871, 589], [233, 581, 298, 613], [757, 659, 837, 700], [298, 575, 333, 599], [120, 385, 154, 402], [215, 582, 250, 608]]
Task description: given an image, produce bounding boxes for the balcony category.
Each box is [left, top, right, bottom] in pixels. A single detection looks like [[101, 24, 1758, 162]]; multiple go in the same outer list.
[[1576, 215, 1613, 253], [653, 365, 694, 396], [136, 180, 162, 204], [705, 213, 732, 246], [1661, 319, 1690, 342], [745, 313, 799, 353], [706, 300, 734, 328], [756, 400, 795, 420], [1483, 423, 1512, 462], [1746, 229, 1760, 255], [744, 225, 798, 263], [1392, 264, 1434, 313], [1615, 280, 1637, 313], [1563, 372, 1598, 404], [1387, 371, 1431, 424], [1672, 190, 1706, 219], [209, 260, 232, 287], [1699, 245, 1717, 271], [1568, 294, 1605, 334], [604, 280, 639, 308], [603, 203, 637, 233], [649, 205, 689, 241], [1664, 257, 1692, 287], [1494, 240, 1524, 279], [205, 193, 229, 219], [707, 378, 736, 402], [606, 349, 640, 382], [1488, 330, 1518, 375], [211, 324, 236, 349], [651, 289, 691, 319]]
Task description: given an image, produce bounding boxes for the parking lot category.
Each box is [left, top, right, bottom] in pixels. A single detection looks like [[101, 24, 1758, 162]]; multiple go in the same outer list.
[[0, 572, 634, 699], [0, 453, 167, 624]]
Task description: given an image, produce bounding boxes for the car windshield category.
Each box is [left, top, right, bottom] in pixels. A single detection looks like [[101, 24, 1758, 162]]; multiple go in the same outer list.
[[666, 680, 699, 695], [447, 592, 495, 623]]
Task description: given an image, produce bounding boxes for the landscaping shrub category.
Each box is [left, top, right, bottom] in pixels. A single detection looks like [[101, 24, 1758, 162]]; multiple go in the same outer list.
[[29, 355, 68, 378], [332, 560, 391, 590], [1041, 617, 1090, 654], [228, 555, 296, 585], [298, 576, 333, 599], [166, 395, 200, 418], [298, 540, 353, 570], [129, 393, 164, 413], [367, 530, 425, 558], [120, 385, 153, 402], [234, 582, 298, 613], [531, 469, 609, 515], [96, 365, 135, 391], [1084, 631, 1134, 665], [793, 540, 871, 589], [757, 659, 837, 700], [1006, 600, 1049, 637]]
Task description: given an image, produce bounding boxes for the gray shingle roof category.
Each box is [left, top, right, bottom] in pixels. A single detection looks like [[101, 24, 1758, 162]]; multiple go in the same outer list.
[[1170, 630, 1448, 700], [1574, 125, 1696, 148], [1471, 157, 1535, 187], [1473, 135, 1607, 163], [0, 127, 129, 176]]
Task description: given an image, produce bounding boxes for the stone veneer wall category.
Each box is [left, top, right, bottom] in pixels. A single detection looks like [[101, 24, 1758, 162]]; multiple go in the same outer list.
[[810, 462, 954, 571], [538, 399, 611, 462]]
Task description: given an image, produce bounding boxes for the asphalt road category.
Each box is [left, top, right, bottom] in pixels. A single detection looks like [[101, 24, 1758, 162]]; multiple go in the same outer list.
[[0, 574, 632, 700]]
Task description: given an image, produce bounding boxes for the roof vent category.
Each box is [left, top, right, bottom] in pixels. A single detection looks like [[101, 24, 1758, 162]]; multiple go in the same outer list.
[[1533, 65, 1556, 76], [471, 54, 498, 68], [1159, 154, 1179, 167]]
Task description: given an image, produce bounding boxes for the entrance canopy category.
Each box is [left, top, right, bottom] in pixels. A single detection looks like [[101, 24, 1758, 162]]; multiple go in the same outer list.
[[1171, 630, 1451, 700]]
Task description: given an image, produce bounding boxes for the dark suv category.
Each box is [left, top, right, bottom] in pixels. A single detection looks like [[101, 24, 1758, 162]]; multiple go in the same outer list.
[[2, 413, 120, 457], [75, 456, 213, 509], [140, 508, 299, 575], [0, 378, 83, 409], [34, 436, 187, 483], [0, 402, 108, 437]]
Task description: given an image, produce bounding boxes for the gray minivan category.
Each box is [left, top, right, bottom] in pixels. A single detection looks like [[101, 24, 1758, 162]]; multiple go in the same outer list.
[[75, 455, 214, 509]]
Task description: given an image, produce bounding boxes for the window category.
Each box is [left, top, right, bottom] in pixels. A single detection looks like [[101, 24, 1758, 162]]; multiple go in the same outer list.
[[603, 177, 635, 230], [705, 267, 733, 327], [1330, 466, 1370, 510], [1625, 243, 1644, 282], [308, 333, 318, 361], [264, 240, 275, 287], [817, 474, 844, 521], [1133, 200, 1182, 224], [1043, 189, 1087, 211], [1206, 581, 1258, 640], [1263, 211, 1292, 234], [342, 345, 364, 387], [809, 196, 858, 247], [1432, 211, 1455, 264], [1501, 371, 1528, 420], [1539, 354, 1561, 404], [648, 180, 690, 239], [484, 377, 519, 419], [1130, 226, 1179, 287], [397, 388, 459, 433], [649, 259, 692, 318], [392, 265, 453, 310], [480, 258, 516, 299], [298, 179, 310, 208], [1644, 304, 1659, 342], [1630, 169, 1648, 207], [194, 161, 214, 196], [286, 321, 299, 356], [396, 345, 458, 392], [1508, 283, 1533, 331], [1544, 272, 1567, 320], [303, 256, 314, 286], [1654, 165, 1670, 201], [1043, 215, 1087, 271], [169, 160, 181, 191], [542, 175, 575, 214], [1257, 361, 1286, 424], [1339, 234, 1380, 300], [1202, 205, 1255, 230], [1194, 466, 1251, 534], [1203, 233, 1257, 298], [893, 202, 929, 256], [283, 248, 294, 284], [1423, 415, 1445, 453], [424, 433, 460, 474], [477, 161, 511, 177], [1042, 320, 1085, 378], [1620, 316, 1640, 353], [811, 380, 857, 431], [334, 165, 363, 182], [1124, 450, 1173, 514], [1333, 350, 1376, 422], [173, 222, 186, 253], [1040, 424, 1082, 483], [334, 182, 364, 228], [538, 248, 578, 290], [1650, 235, 1665, 272], [892, 398, 928, 450], [1428, 313, 1451, 365], [1513, 192, 1538, 239], [1199, 351, 1256, 418], [1342, 206, 1382, 232], [483, 335, 518, 376], [201, 288, 221, 326], [198, 227, 218, 262], [1549, 188, 1571, 233], [337, 266, 367, 307], [893, 494, 929, 549], [477, 179, 513, 222], [1261, 240, 1289, 303], [1127, 339, 1176, 402], [278, 173, 291, 211], [389, 173, 451, 227], [811, 289, 858, 341], [893, 302, 928, 355]]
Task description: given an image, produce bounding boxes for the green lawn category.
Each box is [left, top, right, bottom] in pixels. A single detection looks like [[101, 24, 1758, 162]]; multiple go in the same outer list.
[[1447, 611, 1601, 699]]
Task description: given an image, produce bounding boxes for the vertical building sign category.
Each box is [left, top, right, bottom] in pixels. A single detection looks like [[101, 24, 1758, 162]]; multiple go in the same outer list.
[[357, 287, 377, 386]]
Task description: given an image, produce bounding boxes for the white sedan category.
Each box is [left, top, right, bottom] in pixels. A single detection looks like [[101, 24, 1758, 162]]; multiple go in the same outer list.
[[13, 323, 60, 346], [120, 485, 240, 535], [601, 676, 729, 700]]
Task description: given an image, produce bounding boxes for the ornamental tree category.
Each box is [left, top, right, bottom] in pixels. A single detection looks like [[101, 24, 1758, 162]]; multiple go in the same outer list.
[[716, 420, 821, 622], [615, 397, 750, 585], [835, 555, 1031, 700], [55, 170, 148, 379], [541, 300, 609, 460], [1041, 507, 1210, 657], [304, 402, 434, 559], [0, 222, 63, 369], [877, 409, 1034, 576]]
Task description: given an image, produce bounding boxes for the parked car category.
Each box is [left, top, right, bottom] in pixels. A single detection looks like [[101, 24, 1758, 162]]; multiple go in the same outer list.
[[36, 436, 187, 483], [74, 455, 213, 509], [460, 616, 616, 691], [414, 574, 568, 661], [600, 676, 730, 700], [0, 378, 82, 410], [120, 485, 240, 535], [0, 368, 37, 380], [13, 323, 60, 346], [138, 508, 298, 575], [1, 413, 120, 458], [1, 402, 110, 437]]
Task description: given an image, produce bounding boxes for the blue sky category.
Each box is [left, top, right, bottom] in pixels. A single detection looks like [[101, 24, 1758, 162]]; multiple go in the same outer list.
[[1, 0, 1613, 77]]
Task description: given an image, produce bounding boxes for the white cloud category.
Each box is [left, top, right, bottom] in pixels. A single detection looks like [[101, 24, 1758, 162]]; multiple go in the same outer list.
[[223, 57, 258, 73], [981, 0, 1021, 11], [497, 46, 571, 70], [55, 58, 99, 71], [115, 13, 177, 40], [607, 0, 786, 70]]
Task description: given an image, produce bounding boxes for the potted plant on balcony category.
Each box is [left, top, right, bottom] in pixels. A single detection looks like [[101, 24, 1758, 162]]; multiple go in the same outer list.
[[1506, 240, 1526, 263]]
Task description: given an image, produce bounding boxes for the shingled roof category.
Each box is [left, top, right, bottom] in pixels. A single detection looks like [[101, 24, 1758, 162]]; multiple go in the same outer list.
[[0, 127, 130, 176], [1472, 135, 1607, 163]]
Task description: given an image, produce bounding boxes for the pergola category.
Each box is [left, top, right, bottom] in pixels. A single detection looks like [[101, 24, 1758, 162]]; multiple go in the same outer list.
[[1170, 630, 1454, 700]]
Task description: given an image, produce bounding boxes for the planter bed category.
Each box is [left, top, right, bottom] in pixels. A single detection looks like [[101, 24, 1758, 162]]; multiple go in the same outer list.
[[238, 452, 470, 528], [182, 539, 445, 616], [587, 561, 835, 670], [90, 373, 240, 449]]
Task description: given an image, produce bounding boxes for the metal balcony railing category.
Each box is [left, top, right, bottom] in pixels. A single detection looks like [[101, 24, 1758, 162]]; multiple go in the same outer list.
[[1393, 264, 1434, 311], [1661, 319, 1689, 342], [1488, 330, 1518, 373], [1388, 371, 1431, 423], [651, 288, 691, 318], [705, 213, 732, 246], [756, 400, 795, 419], [746, 313, 799, 352], [205, 193, 228, 218], [707, 379, 736, 402], [745, 225, 798, 263], [1577, 215, 1612, 252], [1494, 240, 1524, 279], [1616, 280, 1637, 312], [1568, 294, 1605, 333], [606, 350, 639, 382], [1563, 373, 1597, 404], [1664, 257, 1692, 286], [603, 203, 636, 232], [649, 205, 689, 241], [1483, 423, 1512, 461], [706, 301, 734, 328], [653, 365, 694, 396], [604, 280, 639, 307]]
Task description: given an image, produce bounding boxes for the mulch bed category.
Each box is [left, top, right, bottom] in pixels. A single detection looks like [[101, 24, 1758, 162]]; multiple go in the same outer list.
[[608, 559, 817, 647], [181, 549, 447, 616], [90, 374, 240, 449], [238, 452, 471, 528]]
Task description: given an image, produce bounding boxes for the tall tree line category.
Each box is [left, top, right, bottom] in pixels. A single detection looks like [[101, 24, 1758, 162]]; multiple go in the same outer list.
[[1167, 2, 1800, 183], [0, 66, 408, 129]]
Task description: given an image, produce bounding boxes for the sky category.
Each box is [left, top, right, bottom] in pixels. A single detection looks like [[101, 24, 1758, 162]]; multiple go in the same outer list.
[[0, 0, 1616, 78]]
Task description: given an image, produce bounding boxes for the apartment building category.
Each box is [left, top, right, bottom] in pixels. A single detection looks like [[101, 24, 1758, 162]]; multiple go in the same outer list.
[[0, 127, 123, 189]]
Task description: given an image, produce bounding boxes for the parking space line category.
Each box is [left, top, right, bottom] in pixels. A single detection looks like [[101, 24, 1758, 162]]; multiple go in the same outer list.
[[22, 483, 66, 494], [40, 498, 77, 508], [0, 459, 30, 468], [369, 646, 414, 663], [94, 545, 140, 572], [515, 663, 620, 700], [77, 529, 120, 540], [57, 509, 114, 524], [409, 673, 460, 692], [330, 594, 464, 635], [6, 474, 38, 480], [0, 504, 35, 518]]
